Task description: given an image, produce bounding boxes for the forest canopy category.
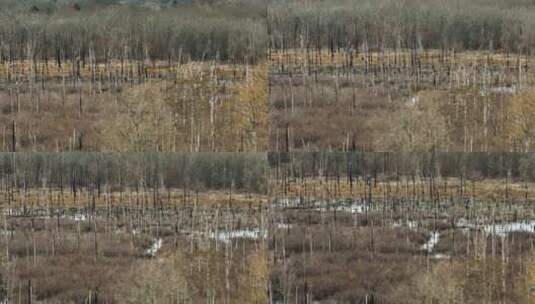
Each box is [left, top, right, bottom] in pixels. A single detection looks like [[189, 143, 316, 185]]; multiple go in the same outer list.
[[0, 0, 267, 63], [268, 0, 535, 53]]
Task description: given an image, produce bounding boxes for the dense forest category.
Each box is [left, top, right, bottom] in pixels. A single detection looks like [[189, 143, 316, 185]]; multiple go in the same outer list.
[[0, 0, 534, 303], [0, 0, 266, 62], [268, 0, 535, 53]]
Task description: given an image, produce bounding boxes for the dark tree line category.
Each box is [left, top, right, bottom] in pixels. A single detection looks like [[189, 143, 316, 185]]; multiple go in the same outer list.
[[0, 0, 267, 65], [269, 152, 535, 181], [0, 153, 268, 193], [268, 0, 535, 54]]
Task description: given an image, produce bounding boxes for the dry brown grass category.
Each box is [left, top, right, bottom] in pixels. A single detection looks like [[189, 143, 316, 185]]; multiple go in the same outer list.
[[273, 177, 535, 202], [0, 60, 266, 152], [0, 189, 268, 208], [271, 207, 533, 303], [269, 48, 535, 151], [270, 49, 535, 70], [2, 207, 269, 303], [0, 60, 250, 80]]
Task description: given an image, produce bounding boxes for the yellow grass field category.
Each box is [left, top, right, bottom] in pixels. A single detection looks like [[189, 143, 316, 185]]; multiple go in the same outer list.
[[0, 188, 268, 208], [273, 177, 535, 202]]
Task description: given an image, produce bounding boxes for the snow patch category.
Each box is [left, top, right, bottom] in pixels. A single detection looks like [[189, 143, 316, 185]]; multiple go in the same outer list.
[[275, 198, 370, 214], [457, 219, 535, 237], [408, 96, 419, 106], [483, 220, 535, 237], [392, 220, 418, 230], [145, 238, 163, 257], [67, 213, 87, 222], [0, 229, 13, 236], [421, 231, 440, 252], [277, 223, 292, 229], [432, 253, 450, 260], [211, 228, 267, 243]]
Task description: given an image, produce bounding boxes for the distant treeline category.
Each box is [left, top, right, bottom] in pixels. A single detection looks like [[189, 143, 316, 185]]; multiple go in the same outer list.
[[268, 0, 535, 53], [269, 152, 535, 181], [0, 0, 266, 63], [0, 153, 268, 193], [4, 153, 533, 192]]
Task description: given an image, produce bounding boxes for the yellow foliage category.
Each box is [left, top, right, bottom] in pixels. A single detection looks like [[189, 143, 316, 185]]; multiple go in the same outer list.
[[237, 247, 269, 303], [101, 81, 176, 152], [120, 251, 190, 303], [100, 62, 268, 152], [387, 90, 448, 151], [529, 258, 535, 299], [416, 261, 465, 304], [505, 91, 535, 152], [231, 64, 269, 152]]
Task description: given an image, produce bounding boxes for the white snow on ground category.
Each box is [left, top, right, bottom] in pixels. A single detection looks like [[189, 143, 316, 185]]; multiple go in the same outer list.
[[480, 86, 517, 96], [408, 96, 419, 106], [421, 231, 449, 259], [1, 208, 89, 222], [275, 197, 301, 208], [0, 229, 13, 236], [457, 219, 535, 236], [482, 220, 535, 237], [432, 253, 450, 260], [145, 238, 163, 257], [392, 220, 418, 230], [314, 204, 366, 214], [490, 86, 516, 94], [277, 223, 292, 229], [334, 203, 368, 214], [275, 198, 369, 214], [72, 213, 87, 221], [1, 208, 25, 216], [61, 213, 87, 222], [421, 231, 440, 252], [210, 228, 267, 243]]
